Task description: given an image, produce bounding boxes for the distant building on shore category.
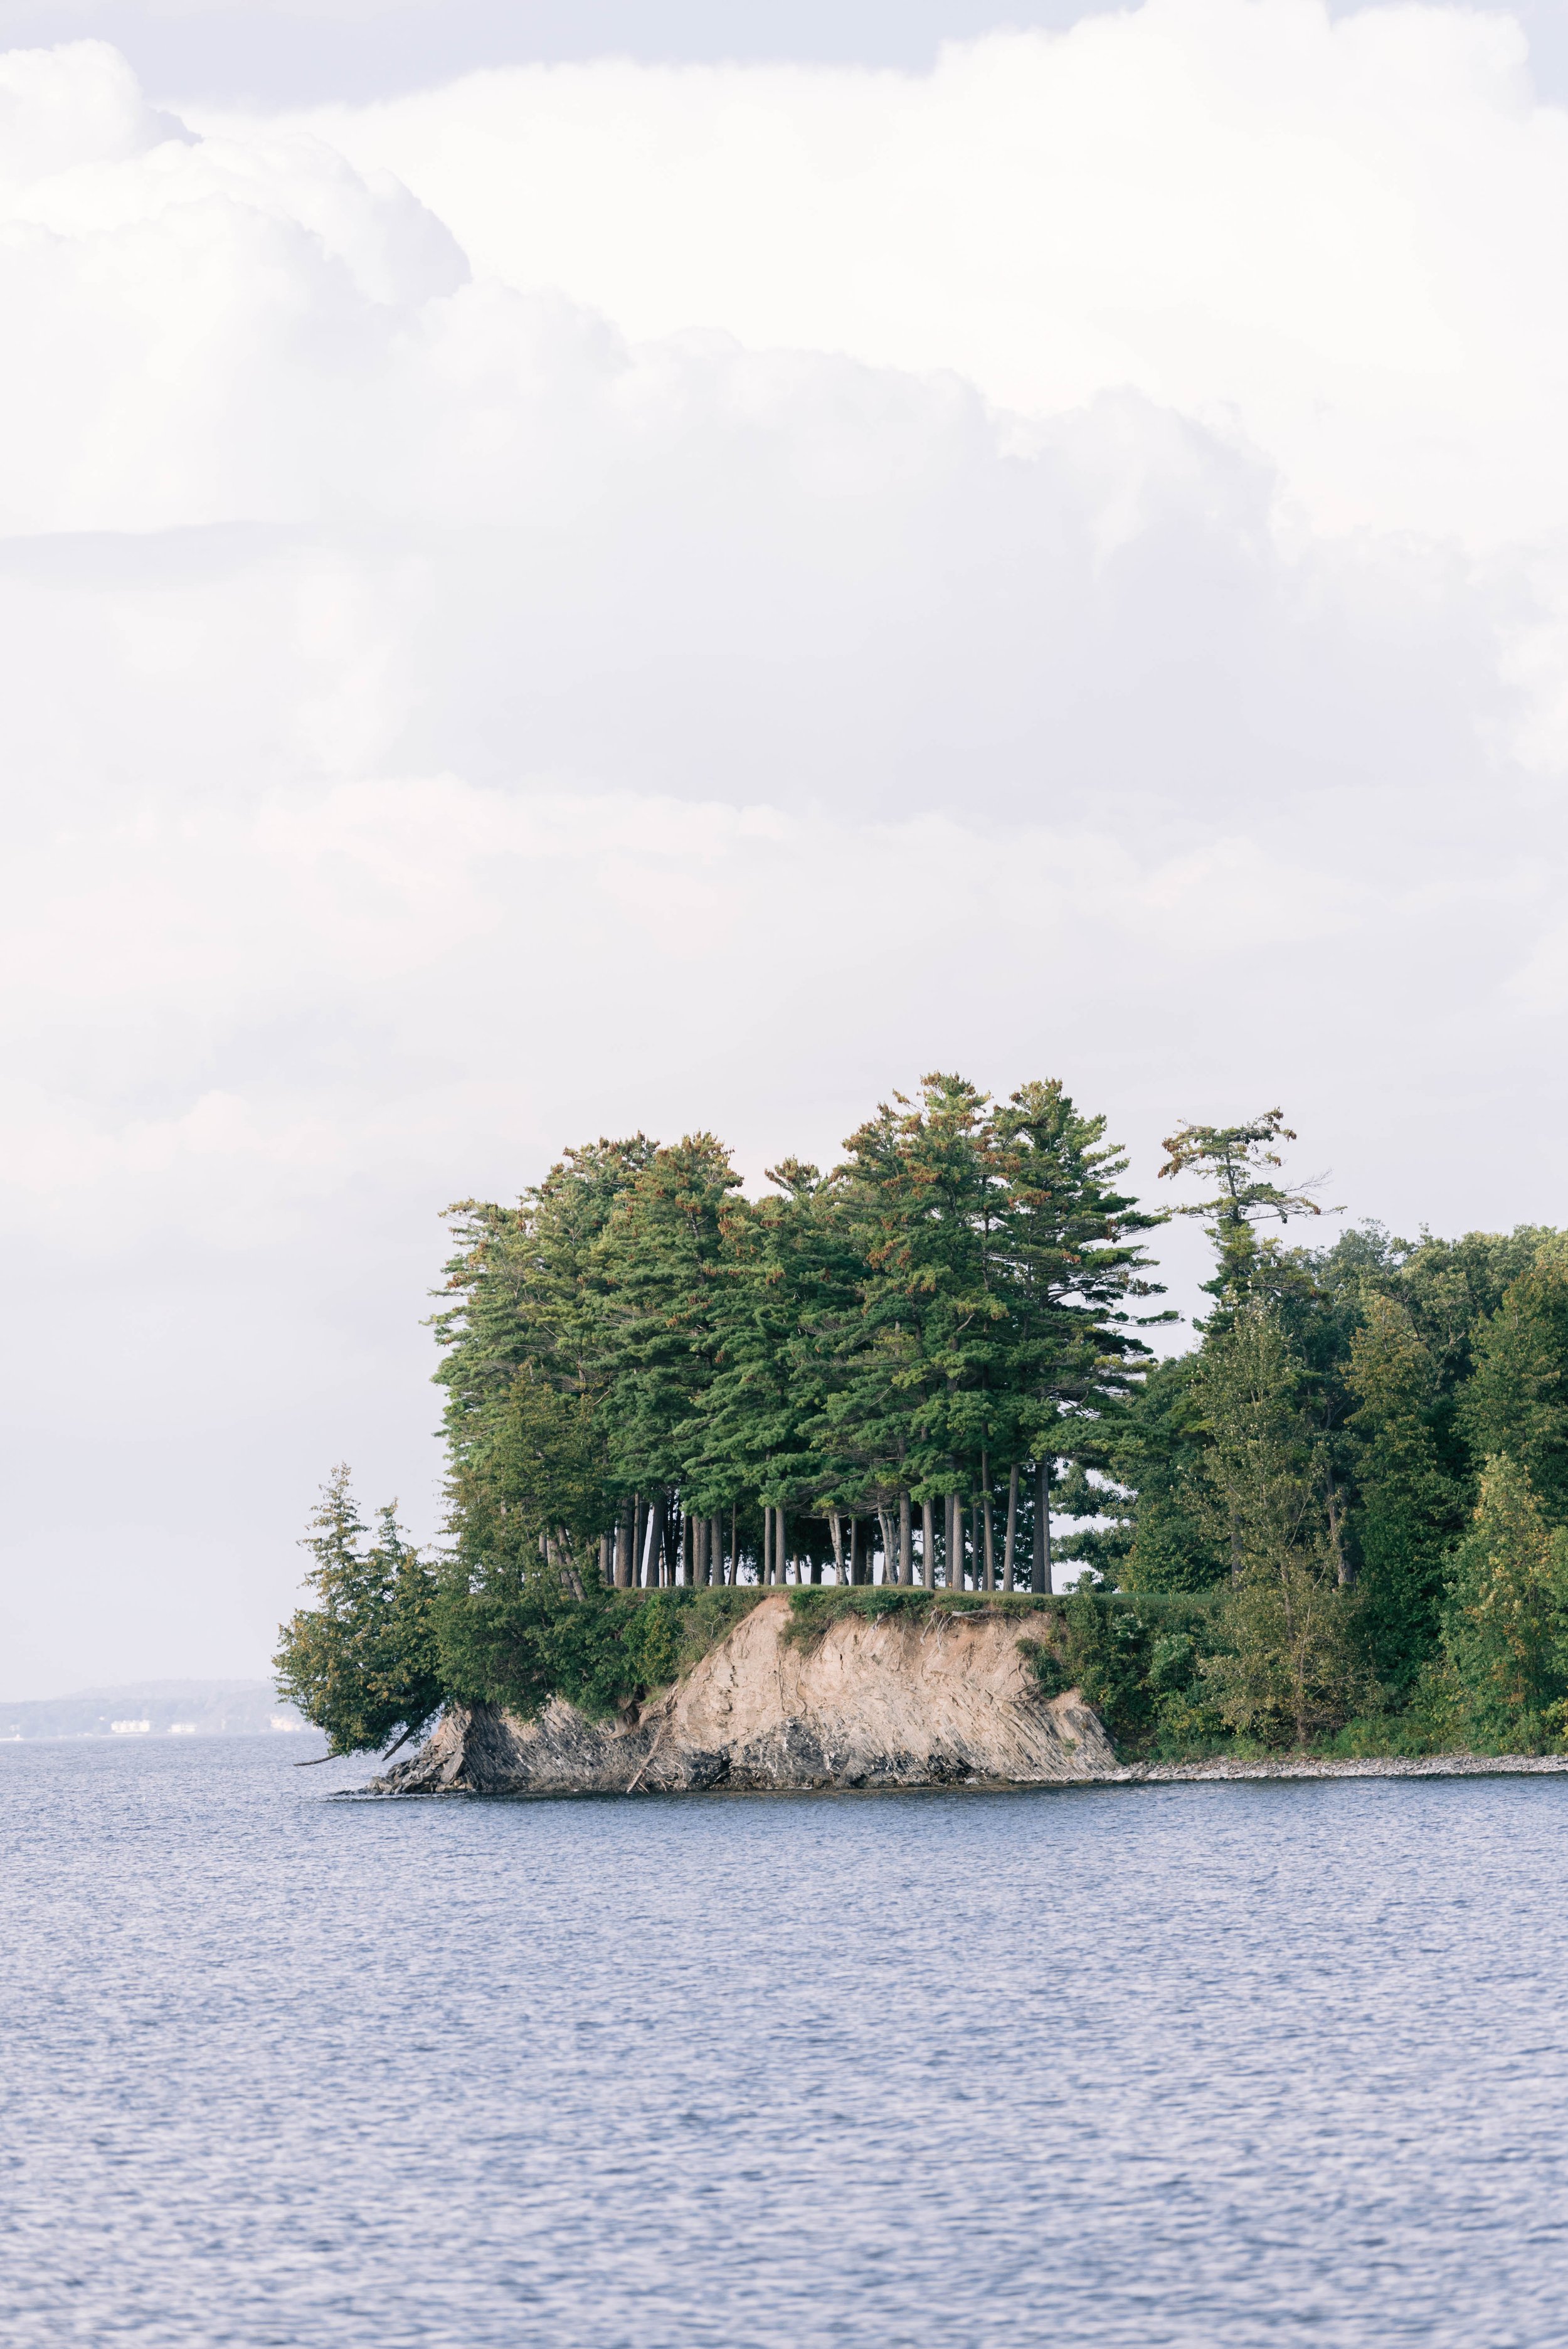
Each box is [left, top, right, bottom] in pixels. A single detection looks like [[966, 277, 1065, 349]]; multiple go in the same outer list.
[[1, 1681, 311, 1741]]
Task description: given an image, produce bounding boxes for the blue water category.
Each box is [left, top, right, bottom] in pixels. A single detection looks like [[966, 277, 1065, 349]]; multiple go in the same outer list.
[[4, 1739, 1568, 2346]]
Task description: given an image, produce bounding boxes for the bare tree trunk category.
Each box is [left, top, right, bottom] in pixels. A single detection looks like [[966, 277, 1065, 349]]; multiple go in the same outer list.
[[922, 1498, 935, 1589], [946, 1492, 960, 1589], [615, 1497, 633, 1589], [877, 1503, 896, 1586], [1004, 1464, 1019, 1591], [830, 1510, 844, 1583], [849, 1516, 861, 1585], [1327, 1477, 1352, 1586], [778, 1507, 790, 1585], [899, 1490, 913, 1586], [555, 1533, 586, 1601], [731, 1502, 739, 1588], [642, 1491, 667, 1589], [788, 1512, 817, 1588], [982, 1452, 995, 1591], [1034, 1460, 1052, 1594], [600, 1530, 613, 1588]]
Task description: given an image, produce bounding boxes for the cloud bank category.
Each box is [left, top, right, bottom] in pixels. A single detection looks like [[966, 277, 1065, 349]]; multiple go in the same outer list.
[[1, 4, 1565, 1692]]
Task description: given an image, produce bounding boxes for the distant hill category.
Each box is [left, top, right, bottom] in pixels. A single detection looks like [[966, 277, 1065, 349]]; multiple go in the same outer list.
[[0, 1680, 312, 1741]]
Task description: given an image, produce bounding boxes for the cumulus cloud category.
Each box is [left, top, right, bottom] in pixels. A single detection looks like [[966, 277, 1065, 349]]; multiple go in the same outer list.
[[0, 7, 1564, 1692], [231, 0, 1568, 547]]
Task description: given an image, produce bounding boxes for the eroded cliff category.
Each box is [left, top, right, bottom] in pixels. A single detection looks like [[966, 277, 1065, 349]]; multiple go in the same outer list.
[[372, 1593, 1115, 1795]]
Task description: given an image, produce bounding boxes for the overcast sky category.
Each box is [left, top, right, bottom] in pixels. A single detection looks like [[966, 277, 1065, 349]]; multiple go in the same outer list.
[[3, 0, 1566, 1699]]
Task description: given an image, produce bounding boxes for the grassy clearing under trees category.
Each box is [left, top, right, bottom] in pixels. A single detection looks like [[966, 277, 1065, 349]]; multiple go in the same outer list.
[[276, 1078, 1568, 1765]]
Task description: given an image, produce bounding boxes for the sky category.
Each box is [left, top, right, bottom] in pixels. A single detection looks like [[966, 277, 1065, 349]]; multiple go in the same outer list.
[[2, 0, 1566, 1697]]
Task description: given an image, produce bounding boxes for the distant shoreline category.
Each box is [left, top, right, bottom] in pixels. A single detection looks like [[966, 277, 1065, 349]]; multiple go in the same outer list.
[[0, 1680, 307, 1741]]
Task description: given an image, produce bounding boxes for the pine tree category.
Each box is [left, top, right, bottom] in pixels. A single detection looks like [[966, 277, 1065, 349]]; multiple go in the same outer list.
[[595, 1135, 742, 1577], [697, 1160, 858, 1572], [1158, 1108, 1328, 1319], [992, 1078, 1169, 1586], [835, 1075, 1000, 1584], [274, 1468, 442, 1758]]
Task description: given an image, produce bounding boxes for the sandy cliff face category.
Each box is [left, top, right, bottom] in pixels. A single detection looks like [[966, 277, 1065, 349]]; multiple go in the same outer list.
[[373, 1594, 1116, 1795]]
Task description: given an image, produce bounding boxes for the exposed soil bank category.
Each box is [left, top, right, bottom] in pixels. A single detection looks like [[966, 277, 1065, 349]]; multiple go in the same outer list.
[[371, 1591, 1115, 1795]]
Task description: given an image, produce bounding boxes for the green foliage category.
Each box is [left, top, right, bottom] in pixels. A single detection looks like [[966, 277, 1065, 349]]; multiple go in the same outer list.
[[1158, 1107, 1327, 1315], [1200, 1556, 1361, 1749], [1347, 1291, 1463, 1693], [783, 1586, 936, 1644], [426, 1068, 1169, 1609], [288, 1078, 1568, 1764], [448, 1372, 609, 1594], [1442, 1456, 1568, 1750], [780, 1586, 1066, 1648], [1023, 1586, 1224, 1758], [1103, 1357, 1227, 1594], [435, 1581, 768, 1721], [1187, 1304, 1362, 1746], [274, 1468, 442, 1758], [1460, 1248, 1568, 1521]]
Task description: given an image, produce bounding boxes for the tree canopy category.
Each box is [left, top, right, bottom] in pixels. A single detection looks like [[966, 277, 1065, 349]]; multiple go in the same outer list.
[[276, 1074, 1568, 1764]]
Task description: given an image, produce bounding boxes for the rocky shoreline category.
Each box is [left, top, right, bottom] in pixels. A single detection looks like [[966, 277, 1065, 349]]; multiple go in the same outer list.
[[369, 1592, 1116, 1796], [363, 1593, 1568, 1798], [1105, 1753, 1568, 1784]]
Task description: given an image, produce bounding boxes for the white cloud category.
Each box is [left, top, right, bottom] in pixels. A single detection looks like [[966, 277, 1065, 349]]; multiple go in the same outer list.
[[221, 0, 1568, 547], [0, 8, 1565, 1692]]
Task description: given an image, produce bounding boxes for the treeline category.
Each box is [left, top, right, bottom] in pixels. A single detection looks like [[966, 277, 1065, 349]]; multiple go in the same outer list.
[[276, 1075, 1568, 1761], [1089, 1189, 1568, 1754], [434, 1072, 1162, 1604]]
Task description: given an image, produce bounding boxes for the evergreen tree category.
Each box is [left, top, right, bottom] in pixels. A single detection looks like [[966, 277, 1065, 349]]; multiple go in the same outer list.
[[279, 1076, 1568, 1764], [834, 1075, 1000, 1583], [595, 1133, 742, 1545], [1158, 1108, 1328, 1318], [699, 1160, 860, 1566], [275, 1469, 442, 1758], [433, 1137, 654, 1593], [1105, 1356, 1227, 1594], [1347, 1292, 1463, 1694], [1194, 1305, 1360, 1745], [992, 1078, 1169, 1588], [1444, 1456, 1568, 1748], [1460, 1248, 1568, 1520]]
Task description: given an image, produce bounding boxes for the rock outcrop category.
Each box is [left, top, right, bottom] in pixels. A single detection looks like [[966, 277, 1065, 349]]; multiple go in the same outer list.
[[371, 1593, 1115, 1795]]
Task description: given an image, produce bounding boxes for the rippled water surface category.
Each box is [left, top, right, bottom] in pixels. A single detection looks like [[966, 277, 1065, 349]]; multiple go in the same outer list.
[[5, 1739, 1568, 2346]]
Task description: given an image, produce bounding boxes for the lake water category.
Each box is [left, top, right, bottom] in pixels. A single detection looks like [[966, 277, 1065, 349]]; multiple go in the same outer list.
[[4, 1739, 1568, 2347]]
